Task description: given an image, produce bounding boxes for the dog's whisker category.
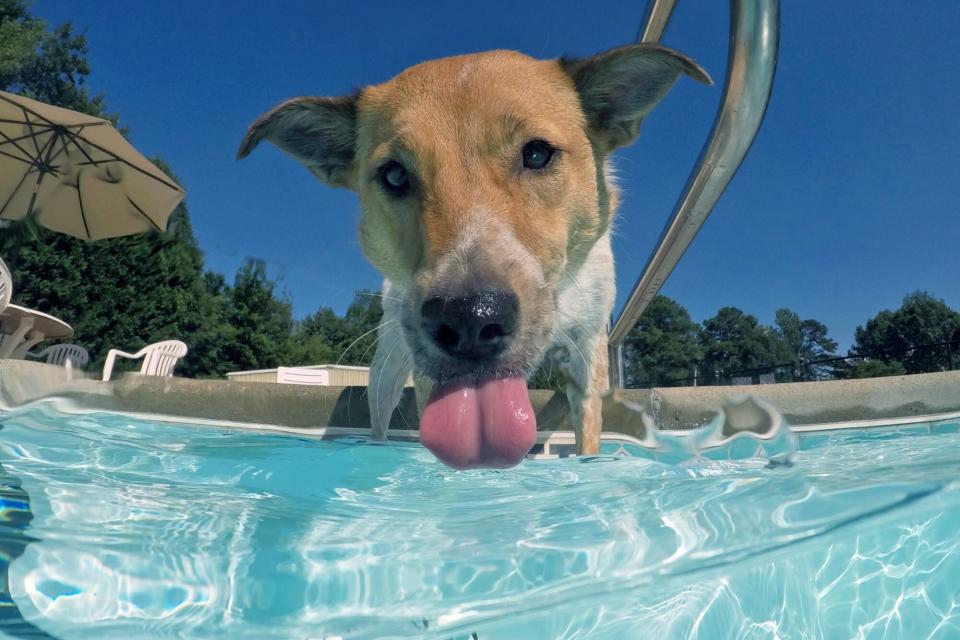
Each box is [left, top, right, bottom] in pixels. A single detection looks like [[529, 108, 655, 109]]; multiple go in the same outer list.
[[555, 327, 591, 383], [392, 356, 416, 432], [374, 338, 405, 451], [335, 319, 396, 366], [359, 324, 400, 364], [355, 290, 404, 303], [554, 308, 593, 339], [337, 320, 398, 436], [539, 262, 593, 293], [562, 267, 588, 299]]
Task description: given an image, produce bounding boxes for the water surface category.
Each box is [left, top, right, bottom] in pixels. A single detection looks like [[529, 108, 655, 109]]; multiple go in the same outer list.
[[0, 403, 958, 639]]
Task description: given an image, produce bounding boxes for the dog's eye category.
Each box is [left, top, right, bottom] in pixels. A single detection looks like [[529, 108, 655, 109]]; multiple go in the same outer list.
[[379, 161, 410, 195], [522, 140, 555, 170]]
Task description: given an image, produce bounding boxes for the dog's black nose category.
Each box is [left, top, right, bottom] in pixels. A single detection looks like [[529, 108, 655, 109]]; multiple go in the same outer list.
[[421, 291, 519, 360]]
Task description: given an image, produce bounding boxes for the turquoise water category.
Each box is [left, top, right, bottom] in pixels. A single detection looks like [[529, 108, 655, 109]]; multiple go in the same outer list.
[[0, 403, 958, 639]]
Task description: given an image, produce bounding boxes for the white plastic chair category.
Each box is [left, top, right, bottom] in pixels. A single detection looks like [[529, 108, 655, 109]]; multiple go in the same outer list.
[[276, 366, 330, 386], [0, 257, 11, 315], [28, 343, 90, 368], [101, 340, 188, 381]]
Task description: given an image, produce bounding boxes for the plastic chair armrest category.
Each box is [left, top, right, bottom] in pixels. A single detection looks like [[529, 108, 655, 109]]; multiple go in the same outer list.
[[102, 349, 142, 381]]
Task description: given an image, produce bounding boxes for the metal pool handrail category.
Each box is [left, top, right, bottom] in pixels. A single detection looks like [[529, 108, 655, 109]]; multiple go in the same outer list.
[[635, 0, 677, 42], [609, 0, 781, 388]]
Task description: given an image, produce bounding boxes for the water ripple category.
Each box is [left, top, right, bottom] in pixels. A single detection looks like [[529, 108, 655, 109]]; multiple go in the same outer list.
[[0, 403, 957, 639]]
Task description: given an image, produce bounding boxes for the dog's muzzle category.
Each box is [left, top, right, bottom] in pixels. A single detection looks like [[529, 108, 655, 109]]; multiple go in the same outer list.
[[414, 287, 536, 469]]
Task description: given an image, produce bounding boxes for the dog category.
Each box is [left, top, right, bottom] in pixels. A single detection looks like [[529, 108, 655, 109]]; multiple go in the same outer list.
[[238, 44, 710, 469]]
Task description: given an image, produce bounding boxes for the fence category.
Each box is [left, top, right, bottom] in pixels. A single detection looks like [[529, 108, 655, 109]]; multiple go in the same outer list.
[[629, 340, 959, 389]]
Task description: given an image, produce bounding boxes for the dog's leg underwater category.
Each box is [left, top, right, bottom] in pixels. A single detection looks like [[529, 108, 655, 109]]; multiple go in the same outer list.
[[565, 328, 609, 456]]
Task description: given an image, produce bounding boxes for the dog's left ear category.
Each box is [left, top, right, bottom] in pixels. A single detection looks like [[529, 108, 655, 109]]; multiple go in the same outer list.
[[561, 44, 712, 153]]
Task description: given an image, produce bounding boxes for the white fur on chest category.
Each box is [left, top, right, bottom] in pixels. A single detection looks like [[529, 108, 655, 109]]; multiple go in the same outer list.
[[552, 230, 616, 349]]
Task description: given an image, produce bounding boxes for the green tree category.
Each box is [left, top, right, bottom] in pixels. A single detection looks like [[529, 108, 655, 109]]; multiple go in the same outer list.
[[624, 295, 702, 387], [851, 291, 960, 374], [292, 291, 385, 366], [178, 269, 234, 378], [0, 231, 91, 341], [849, 359, 907, 379], [0, 1, 43, 85], [292, 307, 343, 365], [699, 307, 784, 383], [339, 292, 384, 364], [222, 259, 294, 371], [773, 308, 838, 380], [528, 349, 568, 392], [1, 199, 231, 376], [0, 0, 110, 118]]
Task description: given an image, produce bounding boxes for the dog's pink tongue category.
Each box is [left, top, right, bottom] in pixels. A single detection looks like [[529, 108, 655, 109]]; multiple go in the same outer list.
[[420, 376, 537, 469]]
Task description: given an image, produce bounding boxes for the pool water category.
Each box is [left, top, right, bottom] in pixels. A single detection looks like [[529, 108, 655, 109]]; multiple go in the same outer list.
[[0, 402, 958, 639]]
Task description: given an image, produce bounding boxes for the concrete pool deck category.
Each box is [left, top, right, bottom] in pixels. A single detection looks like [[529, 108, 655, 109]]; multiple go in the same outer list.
[[2, 359, 959, 437]]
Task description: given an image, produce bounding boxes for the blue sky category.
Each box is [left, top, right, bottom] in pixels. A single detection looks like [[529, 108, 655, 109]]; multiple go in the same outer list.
[[32, 1, 960, 351]]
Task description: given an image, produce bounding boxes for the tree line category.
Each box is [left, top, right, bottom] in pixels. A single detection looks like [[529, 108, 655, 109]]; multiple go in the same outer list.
[[620, 292, 960, 388], [3, 2, 958, 385]]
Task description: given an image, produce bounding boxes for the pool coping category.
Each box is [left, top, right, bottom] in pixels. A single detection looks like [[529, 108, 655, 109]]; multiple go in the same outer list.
[[2, 360, 960, 441]]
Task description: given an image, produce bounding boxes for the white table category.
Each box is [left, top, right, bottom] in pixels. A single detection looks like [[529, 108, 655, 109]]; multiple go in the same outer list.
[[0, 303, 74, 359]]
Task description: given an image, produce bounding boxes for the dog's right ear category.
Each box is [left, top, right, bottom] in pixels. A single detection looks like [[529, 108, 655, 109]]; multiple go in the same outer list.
[[561, 44, 712, 154], [237, 94, 358, 189]]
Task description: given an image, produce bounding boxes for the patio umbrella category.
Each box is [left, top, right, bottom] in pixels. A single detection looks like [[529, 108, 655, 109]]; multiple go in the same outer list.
[[0, 90, 184, 240]]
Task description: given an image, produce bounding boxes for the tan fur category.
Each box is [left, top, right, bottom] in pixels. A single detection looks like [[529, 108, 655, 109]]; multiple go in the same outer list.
[[569, 338, 610, 454], [353, 52, 604, 289], [239, 44, 710, 457]]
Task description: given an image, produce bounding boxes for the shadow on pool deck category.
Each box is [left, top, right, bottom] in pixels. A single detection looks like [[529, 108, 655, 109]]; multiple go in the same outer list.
[[2, 360, 960, 436]]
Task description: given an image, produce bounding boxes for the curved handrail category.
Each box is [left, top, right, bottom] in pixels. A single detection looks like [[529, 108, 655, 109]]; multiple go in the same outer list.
[[635, 0, 676, 43], [609, 0, 780, 388]]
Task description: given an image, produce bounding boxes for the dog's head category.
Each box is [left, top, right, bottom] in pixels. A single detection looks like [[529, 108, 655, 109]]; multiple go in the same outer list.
[[239, 45, 709, 467]]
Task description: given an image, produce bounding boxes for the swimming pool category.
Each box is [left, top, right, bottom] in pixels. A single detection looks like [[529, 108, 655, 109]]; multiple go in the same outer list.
[[0, 401, 958, 639]]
